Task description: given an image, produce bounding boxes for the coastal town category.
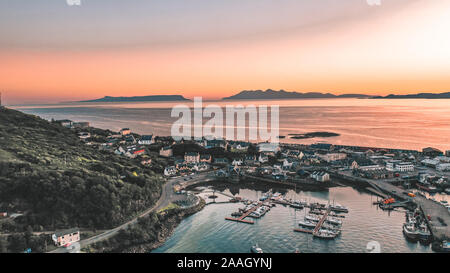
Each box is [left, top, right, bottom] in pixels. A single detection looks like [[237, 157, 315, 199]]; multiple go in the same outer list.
[[35, 119, 448, 253]]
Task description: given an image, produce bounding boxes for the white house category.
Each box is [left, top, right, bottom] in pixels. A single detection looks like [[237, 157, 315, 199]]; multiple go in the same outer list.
[[259, 154, 269, 163], [159, 146, 173, 157], [317, 153, 347, 162], [232, 159, 243, 166], [257, 143, 280, 155], [184, 152, 200, 163], [386, 160, 414, 172], [164, 166, 177, 176], [138, 135, 154, 145], [52, 228, 80, 247], [310, 171, 330, 182]]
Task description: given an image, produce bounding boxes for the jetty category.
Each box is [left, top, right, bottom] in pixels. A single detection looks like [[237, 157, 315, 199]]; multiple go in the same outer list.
[[313, 208, 330, 235], [225, 203, 264, 224], [363, 177, 450, 241]]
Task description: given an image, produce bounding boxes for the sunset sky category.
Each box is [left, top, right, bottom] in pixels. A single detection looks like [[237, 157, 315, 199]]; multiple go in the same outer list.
[[1, 0, 450, 104]]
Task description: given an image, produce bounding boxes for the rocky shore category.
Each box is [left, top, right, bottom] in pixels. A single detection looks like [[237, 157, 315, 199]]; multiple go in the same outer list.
[[88, 197, 206, 253]]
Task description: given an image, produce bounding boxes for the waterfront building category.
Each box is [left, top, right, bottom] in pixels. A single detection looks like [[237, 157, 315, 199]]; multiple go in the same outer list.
[[422, 147, 443, 157], [120, 128, 131, 136], [72, 122, 90, 128], [184, 152, 200, 163], [214, 158, 229, 165], [194, 162, 210, 172], [310, 171, 330, 182], [317, 152, 347, 162], [204, 139, 227, 149], [437, 163, 450, 171], [200, 154, 212, 163], [138, 135, 154, 145], [78, 132, 91, 140], [52, 228, 80, 247], [125, 147, 146, 158], [386, 160, 414, 172], [164, 166, 177, 176], [55, 119, 73, 128], [159, 146, 173, 157], [125, 135, 136, 144], [421, 158, 440, 168], [259, 154, 269, 163], [232, 158, 243, 166], [228, 141, 250, 152], [257, 143, 280, 155]]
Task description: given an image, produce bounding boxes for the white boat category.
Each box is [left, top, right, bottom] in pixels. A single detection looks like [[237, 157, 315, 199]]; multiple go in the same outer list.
[[290, 202, 304, 209], [251, 244, 263, 253], [330, 204, 349, 213], [298, 219, 317, 228], [326, 216, 342, 226], [313, 229, 338, 239], [305, 214, 321, 222]]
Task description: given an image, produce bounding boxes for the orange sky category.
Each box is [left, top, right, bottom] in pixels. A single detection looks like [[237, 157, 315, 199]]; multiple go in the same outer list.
[[1, 0, 450, 104]]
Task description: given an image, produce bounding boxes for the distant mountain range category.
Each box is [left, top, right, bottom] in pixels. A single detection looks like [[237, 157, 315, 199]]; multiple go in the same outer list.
[[222, 89, 372, 100], [80, 95, 190, 103], [372, 92, 450, 99]]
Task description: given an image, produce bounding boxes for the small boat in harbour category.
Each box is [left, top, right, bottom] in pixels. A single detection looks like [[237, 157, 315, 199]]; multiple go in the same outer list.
[[403, 223, 419, 241], [417, 223, 432, 244], [298, 219, 317, 228], [290, 201, 304, 209], [329, 204, 349, 213], [313, 229, 338, 239], [251, 244, 263, 253]]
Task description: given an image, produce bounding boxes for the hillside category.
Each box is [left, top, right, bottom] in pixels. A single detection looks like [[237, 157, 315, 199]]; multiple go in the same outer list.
[[222, 89, 372, 100], [0, 107, 164, 233], [372, 92, 450, 99], [79, 95, 189, 103]]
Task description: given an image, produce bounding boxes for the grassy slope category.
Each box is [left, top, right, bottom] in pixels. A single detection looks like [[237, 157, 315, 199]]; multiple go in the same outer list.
[[0, 107, 164, 231]]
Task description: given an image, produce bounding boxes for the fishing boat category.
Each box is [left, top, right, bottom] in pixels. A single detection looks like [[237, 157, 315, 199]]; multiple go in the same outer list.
[[403, 223, 419, 241], [417, 223, 432, 244], [251, 244, 263, 253]]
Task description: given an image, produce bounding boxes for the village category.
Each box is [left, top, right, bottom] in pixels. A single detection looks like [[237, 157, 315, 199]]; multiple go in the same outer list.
[[6, 119, 448, 252], [55, 118, 450, 207]]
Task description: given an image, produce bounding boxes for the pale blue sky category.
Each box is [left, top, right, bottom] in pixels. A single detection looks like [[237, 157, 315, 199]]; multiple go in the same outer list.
[[0, 0, 415, 50]]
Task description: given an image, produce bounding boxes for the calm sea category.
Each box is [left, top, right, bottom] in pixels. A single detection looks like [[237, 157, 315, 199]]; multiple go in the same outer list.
[[12, 98, 450, 151], [152, 186, 435, 253]]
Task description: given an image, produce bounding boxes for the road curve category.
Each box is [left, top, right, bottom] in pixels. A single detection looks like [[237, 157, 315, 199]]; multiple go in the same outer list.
[[49, 171, 216, 253]]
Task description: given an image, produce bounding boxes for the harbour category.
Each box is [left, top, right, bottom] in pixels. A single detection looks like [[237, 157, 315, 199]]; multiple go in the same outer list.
[[152, 186, 436, 253]]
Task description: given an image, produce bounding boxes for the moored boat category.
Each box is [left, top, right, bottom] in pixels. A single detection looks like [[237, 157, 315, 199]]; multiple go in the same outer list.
[[298, 219, 317, 228], [403, 223, 419, 241], [251, 244, 263, 253], [329, 204, 349, 213], [313, 229, 338, 239]]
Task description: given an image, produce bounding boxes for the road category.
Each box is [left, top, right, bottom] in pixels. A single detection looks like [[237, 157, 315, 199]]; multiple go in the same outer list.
[[49, 171, 216, 253]]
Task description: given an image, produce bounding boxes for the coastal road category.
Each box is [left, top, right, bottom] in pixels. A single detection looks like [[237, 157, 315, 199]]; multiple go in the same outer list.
[[49, 171, 217, 253]]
